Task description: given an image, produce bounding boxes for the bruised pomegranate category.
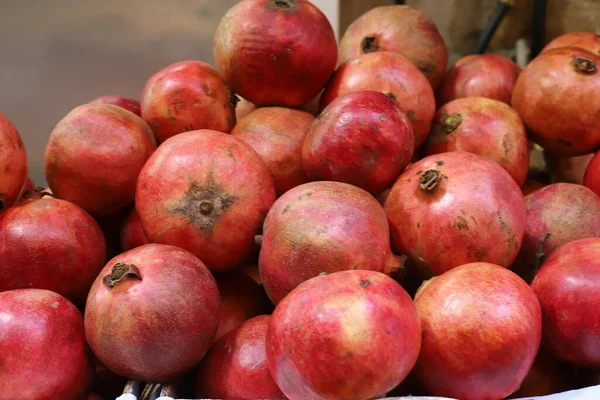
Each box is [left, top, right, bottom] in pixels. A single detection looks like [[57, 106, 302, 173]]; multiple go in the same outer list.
[[542, 32, 600, 55], [511, 47, 600, 156], [136, 130, 275, 272], [267, 270, 421, 400], [120, 207, 149, 252], [584, 151, 600, 196], [89, 95, 141, 116], [544, 151, 594, 184], [214, 0, 337, 107], [0, 289, 93, 400], [436, 54, 521, 106], [231, 107, 314, 197], [0, 195, 107, 306], [338, 5, 447, 89], [414, 262, 541, 400], [321, 51, 435, 148], [302, 91, 414, 195], [425, 97, 529, 186], [140, 61, 235, 143], [0, 112, 28, 212], [260, 181, 403, 304], [384, 152, 525, 276], [84, 244, 220, 382], [235, 96, 257, 122]]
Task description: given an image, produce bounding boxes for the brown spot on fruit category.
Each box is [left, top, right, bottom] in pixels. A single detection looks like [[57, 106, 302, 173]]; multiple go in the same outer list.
[[359, 279, 371, 288]]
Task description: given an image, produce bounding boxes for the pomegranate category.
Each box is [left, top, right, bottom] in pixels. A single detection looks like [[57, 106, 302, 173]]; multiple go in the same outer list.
[[584, 151, 600, 196], [267, 270, 421, 399], [89, 95, 141, 116], [511, 47, 600, 156], [231, 107, 314, 197], [414, 262, 542, 400], [508, 350, 576, 398], [120, 207, 149, 252], [235, 96, 257, 122], [338, 5, 448, 89], [437, 54, 521, 106], [44, 104, 157, 216], [302, 91, 414, 195], [260, 181, 404, 304], [0, 289, 93, 400], [545, 151, 594, 184], [213, 0, 337, 107], [196, 315, 284, 400], [384, 151, 526, 276], [320, 51, 435, 148], [425, 97, 529, 186], [542, 31, 600, 55], [0, 194, 107, 306], [522, 180, 547, 196], [135, 130, 275, 272], [84, 244, 220, 382], [0, 112, 28, 212], [140, 60, 235, 143]]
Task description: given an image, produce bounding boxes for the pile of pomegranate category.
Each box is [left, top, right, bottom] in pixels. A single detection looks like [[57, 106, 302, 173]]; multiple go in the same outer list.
[[2, 1, 600, 399]]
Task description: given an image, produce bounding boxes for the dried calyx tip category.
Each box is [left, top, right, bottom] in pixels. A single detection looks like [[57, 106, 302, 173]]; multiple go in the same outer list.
[[419, 169, 442, 191], [199, 200, 214, 215], [443, 114, 462, 133], [361, 36, 379, 54], [274, 0, 292, 9], [573, 57, 596, 74], [103, 262, 142, 288]]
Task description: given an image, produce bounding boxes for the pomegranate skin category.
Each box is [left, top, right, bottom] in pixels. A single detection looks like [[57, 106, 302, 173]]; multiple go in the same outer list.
[[0, 112, 28, 212], [44, 104, 157, 216], [414, 262, 542, 400], [0, 195, 107, 306], [259, 181, 402, 305], [321, 51, 435, 148], [140, 61, 235, 143], [89, 95, 141, 116], [196, 315, 284, 400], [120, 207, 149, 252], [437, 54, 521, 106], [384, 151, 525, 276], [213, 0, 337, 107], [584, 151, 600, 196], [136, 130, 275, 272], [84, 244, 220, 383], [267, 270, 421, 400], [0, 289, 93, 400], [302, 91, 414, 195], [425, 97, 529, 186], [231, 107, 314, 197], [542, 32, 600, 55], [511, 47, 600, 156], [338, 5, 448, 89]]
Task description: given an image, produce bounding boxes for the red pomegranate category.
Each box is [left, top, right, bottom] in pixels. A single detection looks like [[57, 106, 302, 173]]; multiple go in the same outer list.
[[267, 270, 421, 400], [44, 104, 157, 216], [584, 151, 600, 196], [89, 95, 141, 116], [302, 91, 414, 195], [213, 0, 337, 107], [508, 351, 576, 398], [196, 315, 284, 400], [321, 51, 435, 148], [425, 97, 529, 186], [0, 289, 93, 400], [544, 151, 594, 184], [512, 47, 600, 156], [235, 96, 257, 122], [415, 262, 542, 400], [384, 151, 526, 276], [522, 180, 547, 196], [120, 207, 149, 252], [532, 238, 600, 366], [542, 32, 600, 55], [84, 244, 220, 382], [0, 112, 28, 212], [231, 107, 314, 197], [136, 130, 275, 272], [437, 54, 521, 106], [140, 60, 235, 143], [260, 181, 404, 304], [0, 195, 107, 306]]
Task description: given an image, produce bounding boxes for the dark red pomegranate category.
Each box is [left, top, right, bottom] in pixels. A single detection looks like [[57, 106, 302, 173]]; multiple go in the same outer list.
[[231, 107, 314, 197], [542, 31, 600, 55], [84, 244, 220, 382], [260, 181, 404, 304], [512, 47, 600, 156], [0, 195, 107, 306], [522, 180, 547, 196], [436, 54, 521, 106], [425, 97, 529, 186], [0, 289, 93, 400], [235, 96, 257, 122], [196, 315, 284, 400], [414, 262, 542, 400], [120, 207, 149, 252], [213, 0, 337, 107], [89, 95, 141, 116], [545, 151, 594, 184], [584, 151, 600, 196], [321, 51, 435, 148], [384, 151, 526, 276], [0, 112, 28, 212], [508, 350, 576, 398], [302, 91, 414, 195], [135, 130, 275, 272], [44, 104, 157, 216], [140, 60, 235, 143]]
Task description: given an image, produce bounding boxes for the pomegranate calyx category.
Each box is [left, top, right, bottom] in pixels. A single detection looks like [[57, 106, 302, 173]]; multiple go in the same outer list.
[[103, 262, 142, 288], [443, 114, 462, 133], [419, 169, 442, 191], [573, 57, 596, 74], [361, 36, 379, 54]]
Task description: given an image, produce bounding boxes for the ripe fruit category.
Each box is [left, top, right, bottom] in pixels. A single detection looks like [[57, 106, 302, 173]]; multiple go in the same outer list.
[[584, 151, 600, 196], [120, 207, 149, 252], [267, 270, 421, 400], [0, 112, 28, 212], [542, 31, 600, 55], [89, 95, 141, 116], [302, 91, 414, 195], [136, 130, 275, 272]]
